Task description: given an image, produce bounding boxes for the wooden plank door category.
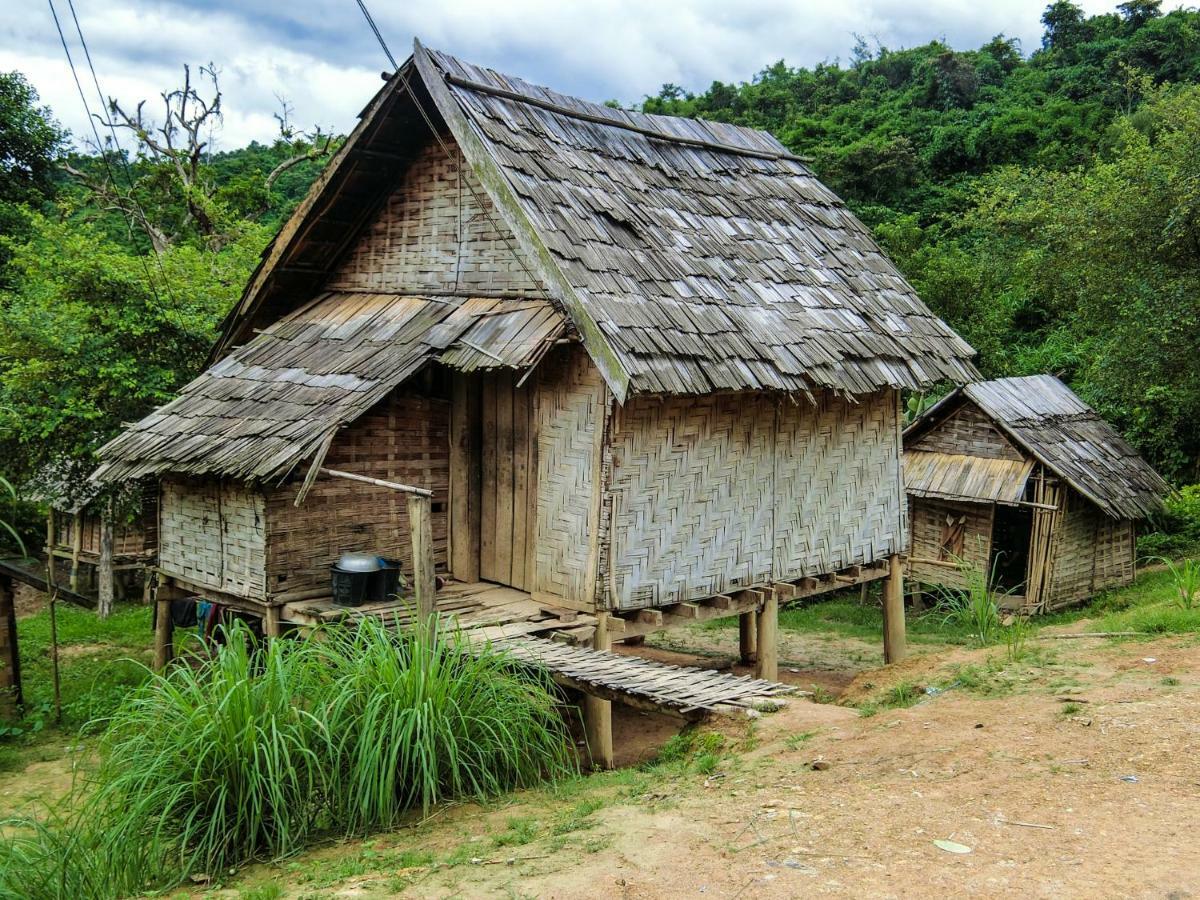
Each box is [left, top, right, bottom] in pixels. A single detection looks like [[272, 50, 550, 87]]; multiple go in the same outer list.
[[480, 373, 537, 590]]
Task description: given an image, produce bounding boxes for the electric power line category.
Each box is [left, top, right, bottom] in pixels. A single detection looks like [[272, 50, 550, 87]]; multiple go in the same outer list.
[[351, 0, 547, 298], [49, 0, 185, 320]]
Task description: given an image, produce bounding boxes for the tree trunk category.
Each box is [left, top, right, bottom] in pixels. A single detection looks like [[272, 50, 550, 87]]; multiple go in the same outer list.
[[98, 499, 114, 618]]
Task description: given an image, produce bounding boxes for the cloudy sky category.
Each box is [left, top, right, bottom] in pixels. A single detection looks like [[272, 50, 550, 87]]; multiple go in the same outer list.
[[4, 0, 1144, 151]]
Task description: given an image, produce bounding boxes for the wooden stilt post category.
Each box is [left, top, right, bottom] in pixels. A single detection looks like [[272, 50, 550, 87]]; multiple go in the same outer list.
[[755, 590, 778, 681], [45, 509, 56, 586], [584, 612, 614, 770], [68, 511, 82, 594], [408, 494, 437, 631], [738, 610, 758, 665], [97, 498, 114, 619], [153, 576, 175, 672], [263, 604, 281, 639], [883, 553, 907, 664], [0, 575, 21, 719]]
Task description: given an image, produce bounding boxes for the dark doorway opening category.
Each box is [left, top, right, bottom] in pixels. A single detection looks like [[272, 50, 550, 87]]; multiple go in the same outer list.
[[989, 505, 1033, 594]]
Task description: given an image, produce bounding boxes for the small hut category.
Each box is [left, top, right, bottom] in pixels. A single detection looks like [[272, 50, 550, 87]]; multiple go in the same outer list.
[[903, 375, 1169, 612], [93, 43, 976, 678], [40, 481, 157, 602]]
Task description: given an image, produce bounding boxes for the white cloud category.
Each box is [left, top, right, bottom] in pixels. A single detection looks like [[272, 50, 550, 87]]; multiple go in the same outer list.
[[0, 0, 1168, 151]]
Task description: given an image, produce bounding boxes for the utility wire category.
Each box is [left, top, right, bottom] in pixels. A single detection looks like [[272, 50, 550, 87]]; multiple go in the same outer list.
[[49, 0, 185, 320], [351, 0, 546, 298]]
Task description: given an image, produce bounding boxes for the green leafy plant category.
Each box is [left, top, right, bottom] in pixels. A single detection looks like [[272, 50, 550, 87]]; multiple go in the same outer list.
[[1003, 612, 1033, 662], [0, 475, 26, 556], [934, 556, 1009, 646], [0, 619, 576, 897], [1148, 556, 1200, 609]]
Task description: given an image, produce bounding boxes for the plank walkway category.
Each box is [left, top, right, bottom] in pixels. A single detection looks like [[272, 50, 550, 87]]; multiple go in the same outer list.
[[486, 636, 795, 717], [283, 579, 794, 718]]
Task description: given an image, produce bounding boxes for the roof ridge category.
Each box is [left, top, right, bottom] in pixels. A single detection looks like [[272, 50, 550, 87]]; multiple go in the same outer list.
[[439, 70, 810, 164]]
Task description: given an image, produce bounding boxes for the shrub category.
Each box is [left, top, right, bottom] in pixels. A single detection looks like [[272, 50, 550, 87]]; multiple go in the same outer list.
[[309, 617, 576, 828], [1139, 485, 1200, 557], [0, 619, 576, 897], [933, 558, 1007, 645]]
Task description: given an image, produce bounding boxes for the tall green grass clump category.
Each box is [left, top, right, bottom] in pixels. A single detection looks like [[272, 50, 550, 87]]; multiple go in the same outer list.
[[309, 617, 576, 829], [935, 558, 1005, 646], [0, 619, 576, 898]]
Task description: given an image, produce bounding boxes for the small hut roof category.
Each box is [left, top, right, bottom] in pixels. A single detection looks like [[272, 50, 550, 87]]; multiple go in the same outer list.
[[905, 375, 1170, 520]]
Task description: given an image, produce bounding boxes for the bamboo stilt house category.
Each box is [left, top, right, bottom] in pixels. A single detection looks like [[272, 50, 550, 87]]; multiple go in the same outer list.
[[903, 375, 1169, 613], [35, 479, 157, 602], [92, 42, 977, 667]]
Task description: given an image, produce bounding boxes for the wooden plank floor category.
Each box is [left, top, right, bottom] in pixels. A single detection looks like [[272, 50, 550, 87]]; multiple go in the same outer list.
[[282, 579, 795, 717], [281, 579, 597, 641]]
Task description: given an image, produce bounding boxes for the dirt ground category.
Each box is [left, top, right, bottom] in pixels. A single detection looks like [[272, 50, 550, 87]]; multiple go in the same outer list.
[[209, 632, 1199, 899], [3, 625, 1197, 898]]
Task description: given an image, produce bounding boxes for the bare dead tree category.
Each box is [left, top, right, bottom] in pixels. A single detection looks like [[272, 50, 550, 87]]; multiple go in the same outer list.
[[64, 64, 334, 250]]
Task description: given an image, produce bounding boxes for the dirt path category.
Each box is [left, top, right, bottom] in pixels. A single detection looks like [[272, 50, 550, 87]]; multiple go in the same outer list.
[[239, 634, 1200, 899]]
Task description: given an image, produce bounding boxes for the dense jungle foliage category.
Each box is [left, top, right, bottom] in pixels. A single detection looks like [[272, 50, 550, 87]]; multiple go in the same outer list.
[[0, 1, 1198, 546]]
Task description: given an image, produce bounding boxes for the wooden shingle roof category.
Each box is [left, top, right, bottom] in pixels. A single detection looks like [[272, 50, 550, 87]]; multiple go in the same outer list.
[[93, 293, 564, 482], [416, 45, 978, 397], [905, 375, 1169, 520]]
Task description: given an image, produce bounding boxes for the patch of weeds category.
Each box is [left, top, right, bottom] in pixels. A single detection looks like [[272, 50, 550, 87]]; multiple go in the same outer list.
[[694, 752, 720, 775], [491, 816, 540, 848], [1161, 676, 1181, 686], [238, 885, 284, 900], [858, 703, 879, 718], [784, 730, 819, 750], [552, 797, 605, 835], [443, 841, 479, 868], [582, 835, 612, 854], [1060, 702, 1082, 716], [808, 685, 836, 704], [882, 681, 922, 709], [652, 728, 727, 773]]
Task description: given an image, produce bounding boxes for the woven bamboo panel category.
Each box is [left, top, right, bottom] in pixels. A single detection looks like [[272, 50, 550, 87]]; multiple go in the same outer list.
[[533, 347, 604, 602], [910, 404, 1023, 461], [159, 478, 266, 598], [908, 497, 993, 591], [264, 387, 450, 596], [53, 512, 147, 559], [1043, 488, 1135, 609], [773, 390, 906, 580], [607, 393, 776, 608], [326, 141, 543, 297]]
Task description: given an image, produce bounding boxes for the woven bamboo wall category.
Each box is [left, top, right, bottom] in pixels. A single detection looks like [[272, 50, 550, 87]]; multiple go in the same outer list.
[[53, 512, 148, 559], [325, 140, 543, 296], [774, 389, 906, 580], [264, 387, 450, 596], [606, 393, 776, 607], [911, 404, 1023, 461], [159, 478, 267, 598], [1044, 489, 1136, 609], [533, 346, 605, 603], [907, 496, 994, 591], [605, 388, 906, 609]]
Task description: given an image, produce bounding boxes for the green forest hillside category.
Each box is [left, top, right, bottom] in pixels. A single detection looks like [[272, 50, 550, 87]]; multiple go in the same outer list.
[[0, 0, 1198, 541]]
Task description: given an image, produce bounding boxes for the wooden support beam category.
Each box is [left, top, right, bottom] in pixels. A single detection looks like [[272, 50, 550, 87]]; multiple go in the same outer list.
[[153, 575, 178, 672], [68, 511, 82, 594], [97, 499, 114, 619], [755, 589, 779, 681], [449, 372, 481, 582], [0, 575, 21, 719], [263, 604, 282, 639], [882, 553, 907, 664], [636, 608, 663, 627], [738, 610, 758, 665], [584, 612, 614, 770], [408, 494, 437, 630], [706, 594, 736, 611]]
